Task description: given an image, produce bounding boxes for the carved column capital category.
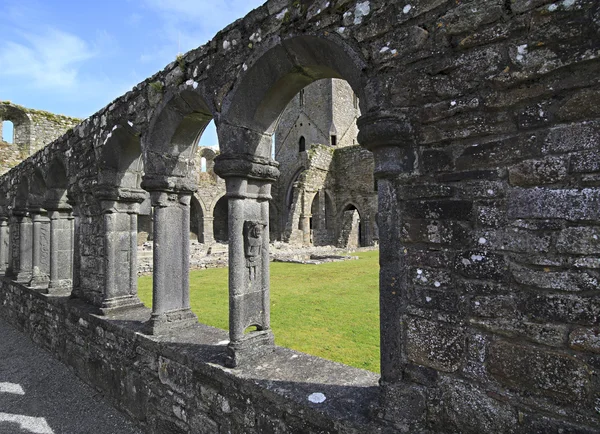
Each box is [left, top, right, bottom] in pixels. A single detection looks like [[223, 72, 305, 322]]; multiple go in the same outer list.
[[213, 153, 280, 182], [141, 175, 197, 196], [357, 111, 415, 151], [94, 185, 148, 214], [357, 111, 417, 179]]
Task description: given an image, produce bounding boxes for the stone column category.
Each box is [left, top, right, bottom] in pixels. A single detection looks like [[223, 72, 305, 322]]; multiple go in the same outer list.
[[69, 204, 82, 299], [96, 188, 146, 314], [202, 216, 214, 244], [47, 208, 74, 292], [0, 217, 9, 274], [29, 209, 51, 290], [214, 153, 280, 367], [357, 112, 424, 422], [8, 209, 33, 283], [143, 187, 198, 334]]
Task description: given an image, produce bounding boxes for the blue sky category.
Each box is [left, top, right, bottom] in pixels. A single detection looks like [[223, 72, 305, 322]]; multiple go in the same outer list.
[[0, 0, 265, 147]]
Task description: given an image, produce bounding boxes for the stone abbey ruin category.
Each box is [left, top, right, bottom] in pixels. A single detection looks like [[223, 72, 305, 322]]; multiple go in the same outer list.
[[0, 0, 599, 432]]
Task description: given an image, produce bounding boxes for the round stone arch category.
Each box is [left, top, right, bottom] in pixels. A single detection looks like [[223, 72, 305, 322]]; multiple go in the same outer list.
[[98, 124, 144, 193], [142, 88, 215, 190], [0, 103, 32, 151], [189, 194, 209, 242], [218, 33, 378, 157], [337, 201, 365, 248], [44, 157, 70, 209]]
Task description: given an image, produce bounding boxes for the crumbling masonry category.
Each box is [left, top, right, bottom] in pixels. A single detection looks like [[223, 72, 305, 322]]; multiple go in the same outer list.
[[1, 0, 599, 433]]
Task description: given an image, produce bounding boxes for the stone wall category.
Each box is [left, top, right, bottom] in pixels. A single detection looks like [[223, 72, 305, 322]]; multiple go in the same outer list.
[[0, 102, 80, 174], [0, 0, 598, 432], [0, 278, 380, 434]]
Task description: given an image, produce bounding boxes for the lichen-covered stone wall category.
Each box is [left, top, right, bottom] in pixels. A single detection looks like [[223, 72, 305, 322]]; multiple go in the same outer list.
[[0, 102, 80, 175], [0, 0, 599, 432]]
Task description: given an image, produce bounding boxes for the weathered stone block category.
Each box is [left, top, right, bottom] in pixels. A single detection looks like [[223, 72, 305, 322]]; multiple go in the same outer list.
[[556, 227, 600, 255], [570, 150, 600, 173], [558, 89, 600, 121], [523, 293, 599, 325], [513, 266, 598, 292], [471, 295, 517, 318], [569, 327, 600, 354], [488, 341, 591, 400], [436, 377, 517, 434], [508, 156, 568, 186], [470, 318, 568, 347], [542, 121, 600, 154], [403, 200, 473, 221], [455, 250, 507, 281], [508, 188, 600, 221], [406, 317, 465, 372]]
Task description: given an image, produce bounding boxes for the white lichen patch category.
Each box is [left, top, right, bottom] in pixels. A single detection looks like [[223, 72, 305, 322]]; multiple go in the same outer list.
[[403, 4, 412, 14], [242, 63, 248, 71], [276, 8, 288, 20], [478, 237, 487, 245], [354, 1, 370, 25], [337, 27, 346, 34], [185, 79, 199, 89], [223, 40, 231, 51], [471, 254, 484, 262], [249, 31, 262, 43], [516, 44, 528, 62], [425, 296, 432, 302], [308, 392, 326, 403], [380, 46, 390, 53], [434, 281, 441, 288]]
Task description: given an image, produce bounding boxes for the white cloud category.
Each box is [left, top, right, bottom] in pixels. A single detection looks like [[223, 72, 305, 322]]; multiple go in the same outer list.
[[138, 0, 265, 63], [0, 28, 95, 89]]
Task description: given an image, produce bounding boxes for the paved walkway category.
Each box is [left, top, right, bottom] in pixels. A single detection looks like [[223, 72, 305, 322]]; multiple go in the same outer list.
[[0, 317, 143, 434]]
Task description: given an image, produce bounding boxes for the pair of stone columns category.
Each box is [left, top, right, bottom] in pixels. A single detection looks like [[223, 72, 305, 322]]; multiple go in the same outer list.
[[4, 206, 73, 291]]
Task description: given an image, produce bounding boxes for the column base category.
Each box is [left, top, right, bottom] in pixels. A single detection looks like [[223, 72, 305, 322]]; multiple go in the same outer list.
[[145, 308, 198, 335], [226, 330, 275, 368], [99, 295, 145, 315], [14, 271, 33, 284], [47, 279, 73, 294], [29, 274, 50, 291]]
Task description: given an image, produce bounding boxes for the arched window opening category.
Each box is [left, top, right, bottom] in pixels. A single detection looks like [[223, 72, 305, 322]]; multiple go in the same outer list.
[[213, 196, 229, 243], [271, 133, 276, 159], [353, 92, 359, 109], [299, 88, 305, 107], [190, 196, 204, 243], [330, 135, 337, 147], [196, 119, 218, 149], [2, 120, 14, 144], [200, 157, 207, 173], [299, 136, 306, 153]]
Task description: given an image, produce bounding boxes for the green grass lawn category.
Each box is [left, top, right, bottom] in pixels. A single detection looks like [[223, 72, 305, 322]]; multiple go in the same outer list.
[[138, 250, 380, 372]]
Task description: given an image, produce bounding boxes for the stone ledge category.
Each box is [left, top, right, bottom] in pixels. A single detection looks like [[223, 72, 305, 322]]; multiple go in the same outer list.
[[0, 278, 380, 433]]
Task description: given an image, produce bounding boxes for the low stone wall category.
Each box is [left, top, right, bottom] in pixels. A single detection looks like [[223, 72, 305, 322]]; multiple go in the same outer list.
[[0, 278, 381, 434]]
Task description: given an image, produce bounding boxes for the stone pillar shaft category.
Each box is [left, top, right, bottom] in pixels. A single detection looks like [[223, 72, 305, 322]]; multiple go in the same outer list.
[[214, 152, 280, 367], [29, 211, 50, 290], [0, 217, 9, 274], [99, 203, 144, 314], [94, 186, 147, 314], [47, 210, 74, 291], [146, 190, 197, 334], [9, 211, 33, 283], [202, 217, 214, 244]]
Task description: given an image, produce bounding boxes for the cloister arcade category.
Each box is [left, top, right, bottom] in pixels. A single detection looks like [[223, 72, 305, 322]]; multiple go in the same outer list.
[[1, 1, 598, 432]]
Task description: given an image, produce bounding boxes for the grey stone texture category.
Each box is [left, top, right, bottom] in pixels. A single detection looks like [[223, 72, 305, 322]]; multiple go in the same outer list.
[[0, 101, 80, 175], [0, 0, 599, 432]]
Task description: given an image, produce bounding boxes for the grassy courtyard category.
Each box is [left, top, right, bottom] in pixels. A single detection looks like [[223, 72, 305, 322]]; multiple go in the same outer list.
[[138, 250, 380, 372]]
